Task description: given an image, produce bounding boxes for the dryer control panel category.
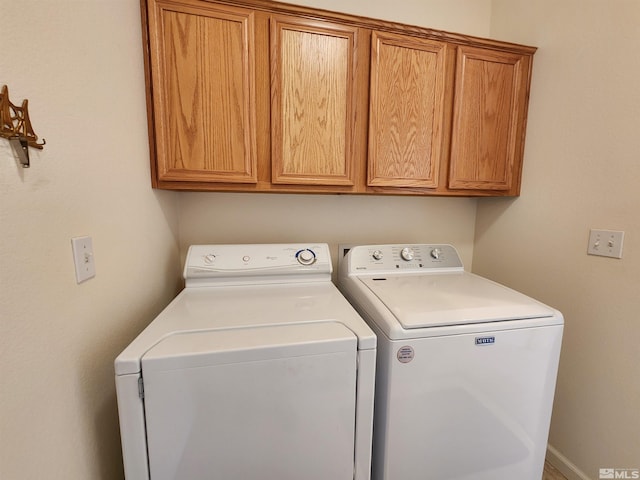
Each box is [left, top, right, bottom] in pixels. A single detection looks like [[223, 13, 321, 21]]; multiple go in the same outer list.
[[184, 244, 332, 286], [343, 244, 463, 274]]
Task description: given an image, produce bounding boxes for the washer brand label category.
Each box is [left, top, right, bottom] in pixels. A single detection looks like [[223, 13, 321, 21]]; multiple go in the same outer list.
[[397, 346, 414, 363], [475, 336, 495, 346]]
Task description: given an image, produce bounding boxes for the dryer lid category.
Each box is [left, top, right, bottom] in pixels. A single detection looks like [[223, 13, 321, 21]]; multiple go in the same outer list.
[[141, 322, 357, 372], [360, 272, 555, 328]]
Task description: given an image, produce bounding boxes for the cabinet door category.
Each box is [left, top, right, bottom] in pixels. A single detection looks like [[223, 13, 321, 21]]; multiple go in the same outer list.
[[368, 31, 448, 188], [148, 0, 257, 184], [448, 46, 531, 192], [271, 16, 358, 186]]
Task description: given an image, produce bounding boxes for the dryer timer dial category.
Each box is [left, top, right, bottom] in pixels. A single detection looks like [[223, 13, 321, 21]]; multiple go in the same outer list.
[[296, 249, 316, 265]]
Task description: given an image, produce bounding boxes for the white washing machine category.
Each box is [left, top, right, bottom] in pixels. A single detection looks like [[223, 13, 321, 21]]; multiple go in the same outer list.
[[115, 244, 376, 480], [338, 244, 563, 480]]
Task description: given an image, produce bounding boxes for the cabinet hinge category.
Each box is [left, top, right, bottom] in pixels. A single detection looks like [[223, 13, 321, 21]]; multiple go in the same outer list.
[[138, 377, 144, 399]]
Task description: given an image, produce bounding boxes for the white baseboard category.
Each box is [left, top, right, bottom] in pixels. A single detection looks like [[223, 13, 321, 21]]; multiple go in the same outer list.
[[547, 444, 592, 480]]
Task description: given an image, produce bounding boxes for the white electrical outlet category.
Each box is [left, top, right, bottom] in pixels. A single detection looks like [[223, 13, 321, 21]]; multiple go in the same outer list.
[[337, 244, 357, 271], [72, 236, 96, 283], [587, 229, 624, 259]]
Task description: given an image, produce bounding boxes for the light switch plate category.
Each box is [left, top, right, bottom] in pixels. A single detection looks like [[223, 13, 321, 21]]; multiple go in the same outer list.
[[71, 236, 96, 283], [587, 229, 624, 259]]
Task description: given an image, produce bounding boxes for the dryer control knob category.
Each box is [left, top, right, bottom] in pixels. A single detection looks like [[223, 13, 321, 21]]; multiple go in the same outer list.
[[400, 247, 415, 261], [430, 248, 442, 260], [204, 254, 216, 264], [296, 249, 316, 265], [372, 250, 384, 261]]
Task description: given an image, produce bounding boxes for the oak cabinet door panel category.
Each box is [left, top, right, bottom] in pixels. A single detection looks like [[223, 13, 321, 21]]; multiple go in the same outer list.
[[368, 31, 448, 188], [149, 0, 257, 183], [449, 46, 530, 192], [271, 16, 358, 186]]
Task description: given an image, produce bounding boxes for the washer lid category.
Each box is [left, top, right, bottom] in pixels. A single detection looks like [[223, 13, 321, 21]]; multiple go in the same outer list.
[[360, 272, 555, 328]]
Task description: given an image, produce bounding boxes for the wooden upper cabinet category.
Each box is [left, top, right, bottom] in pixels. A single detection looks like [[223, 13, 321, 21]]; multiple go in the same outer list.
[[448, 45, 531, 193], [142, 0, 536, 195], [270, 16, 358, 186], [147, 0, 257, 184], [368, 31, 448, 189]]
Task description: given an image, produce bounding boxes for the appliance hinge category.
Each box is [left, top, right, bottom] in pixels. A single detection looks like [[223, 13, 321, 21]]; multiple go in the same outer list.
[[138, 377, 144, 399]]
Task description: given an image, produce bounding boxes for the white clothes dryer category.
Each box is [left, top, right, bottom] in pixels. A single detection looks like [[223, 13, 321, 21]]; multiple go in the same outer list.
[[338, 244, 563, 480], [115, 244, 376, 480]]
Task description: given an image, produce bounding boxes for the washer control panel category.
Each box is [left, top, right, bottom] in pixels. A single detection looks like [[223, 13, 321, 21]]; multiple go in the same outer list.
[[345, 244, 463, 273], [184, 244, 331, 285]]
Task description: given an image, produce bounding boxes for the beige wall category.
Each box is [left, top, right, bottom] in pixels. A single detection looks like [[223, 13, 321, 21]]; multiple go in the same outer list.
[[0, 1, 180, 479], [282, 0, 492, 36], [179, 193, 478, 273], [474, 1, 640, 478]]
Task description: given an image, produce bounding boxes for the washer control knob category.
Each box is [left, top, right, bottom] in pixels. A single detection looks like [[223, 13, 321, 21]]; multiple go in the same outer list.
[[430, 248, 442, 260], [372, 250, 384, 261], [296, 249, 316, 265], [204, 254, 216, 264], [400, 247, 415, 261]]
